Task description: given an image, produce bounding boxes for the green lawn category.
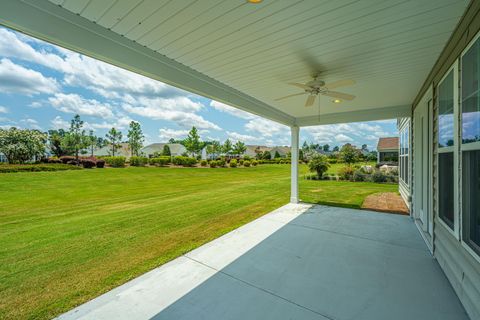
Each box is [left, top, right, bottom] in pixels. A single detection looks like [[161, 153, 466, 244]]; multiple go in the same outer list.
[[0, 165, 396, 319]]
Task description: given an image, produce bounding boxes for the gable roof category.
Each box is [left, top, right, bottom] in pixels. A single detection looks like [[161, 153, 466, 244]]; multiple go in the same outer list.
[[377, 137, 399, 151]]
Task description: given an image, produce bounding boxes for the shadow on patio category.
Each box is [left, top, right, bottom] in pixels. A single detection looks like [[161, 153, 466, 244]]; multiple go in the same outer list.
[[59, 204, 468, 320]]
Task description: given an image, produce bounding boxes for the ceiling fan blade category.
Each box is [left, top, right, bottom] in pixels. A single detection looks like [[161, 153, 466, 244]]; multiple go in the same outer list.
[[274, 92, 307, 101], [322, 91, 355, 101], [305, 94, 316, 107], [288, 82, 311, 90], [325, 79, 355, 90]]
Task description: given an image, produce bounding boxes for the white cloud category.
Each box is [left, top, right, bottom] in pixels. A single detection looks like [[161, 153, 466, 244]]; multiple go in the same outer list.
[[335, 133, 353, 143], [210, 101, 256, 120], [158, 128, 190, 141], [51, 116, 70, 130], [20, 118, 42, 130], [244, 117, 288, 137], [0, 106, 7, 113], [48, 93, 114, 118], [226, 131, 259, 144], [29, 101, 42, 108], [0, 59, 59, 95]]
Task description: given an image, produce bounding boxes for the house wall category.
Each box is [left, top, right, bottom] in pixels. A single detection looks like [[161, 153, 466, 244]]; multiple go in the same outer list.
[[410, 3, 480, 318]]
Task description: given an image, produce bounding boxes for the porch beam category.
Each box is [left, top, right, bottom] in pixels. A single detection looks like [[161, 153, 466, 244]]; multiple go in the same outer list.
[[295, 105, 411, 127], [0, 0, 295, 126], [290, 126, 299, 204]]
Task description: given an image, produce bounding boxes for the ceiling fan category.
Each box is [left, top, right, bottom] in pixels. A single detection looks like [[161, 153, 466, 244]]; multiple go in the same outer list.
[[275, 76, 356, 107]]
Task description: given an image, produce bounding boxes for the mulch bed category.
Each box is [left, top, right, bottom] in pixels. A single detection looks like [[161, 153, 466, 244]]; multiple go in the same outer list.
[[361, 192, 409, 215]]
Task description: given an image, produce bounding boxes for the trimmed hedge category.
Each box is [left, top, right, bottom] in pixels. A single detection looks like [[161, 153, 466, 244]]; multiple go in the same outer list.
[[200, 160, 207, 166], [129, 156, 149, 167], [252, 160, 258, 166], [149, 156, 170, 166], [243, 160, 251, 167], [209, 160, 217, 168], [96, 159, 105, 168], [104, 156, 126, 168], [229, 159, 237, 168], [0, 164, 82, 173], [81, 159, 96, 169], [172, 156, 197, 167]]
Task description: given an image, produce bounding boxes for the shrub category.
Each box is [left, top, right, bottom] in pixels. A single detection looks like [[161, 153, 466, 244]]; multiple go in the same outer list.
[[200, 160, 207, 166], [104, 156, 126, 168], [66, 160, 79, 166], [372, 171, 388, 183], [252, 160, 258, 166], [244, 160, 251, 167], [82, 159, 96, 169], [338, 166, 355, 181], [59, 156, 75, 164], [243, 155, 251, 161], [239, 159, 244, 166], [0, 163, 82, 173], [229, 159, 238, 168], [129, 156, 148, 167], [328, 158, 338, 164], [96, 159, 105, 168], [48, 158, 62, 164], [308, 155, 330, 179], [172, 156, 197, 167], [150, 156, 170, 166], [217, 159, 226, 167], [353, 170, 367, 182], [209, 160, 217, 168]]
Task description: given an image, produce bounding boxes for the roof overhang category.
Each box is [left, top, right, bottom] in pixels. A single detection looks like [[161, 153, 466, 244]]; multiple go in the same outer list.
[[0, 0, 470, 127]]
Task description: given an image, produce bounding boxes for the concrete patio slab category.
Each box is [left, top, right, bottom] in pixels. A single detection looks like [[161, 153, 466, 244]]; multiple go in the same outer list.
[[57, 204, 469, 320]]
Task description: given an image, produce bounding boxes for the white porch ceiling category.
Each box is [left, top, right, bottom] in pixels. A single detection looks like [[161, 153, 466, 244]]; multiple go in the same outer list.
[[0, 0, 470, 126]]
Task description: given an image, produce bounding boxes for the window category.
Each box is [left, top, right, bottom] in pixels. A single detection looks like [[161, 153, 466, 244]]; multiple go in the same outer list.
[[437, 69, 456, 230], [461, 35, 480, 255], [399, 120, 410, 186]]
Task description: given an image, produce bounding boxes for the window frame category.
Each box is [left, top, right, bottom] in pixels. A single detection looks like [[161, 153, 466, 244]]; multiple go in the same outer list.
[[436, 62, 460, 239], [460, 31, 480, 262], [398, 119, 410, 189]]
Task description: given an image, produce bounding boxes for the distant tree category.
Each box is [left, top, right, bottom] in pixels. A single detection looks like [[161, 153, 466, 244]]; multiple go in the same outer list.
[[127, 121, 144, 157], [0, 127, 46, 163], [207, 140, 221, 158], [302, 141, 309, 151], [62, 114, 88, 161], [222, 139, 232, 155], [184, 126, 202, 156], [323, 144, 330, 152], [299, 149, 304, 161], [308, 154, 330, 179], [232, 141, 246, 156], [168, 138, 176, 144], [332, 146, 340, 152], [361, 144, 368, 151], [48, 129, 68, 157], [262, 150, 271, 160], [274, 150, 281, 158], [340, 143, 359, 165], [162, 144, 171, 156], [106, 127, 122, 156], [87, 130, 97, 157]]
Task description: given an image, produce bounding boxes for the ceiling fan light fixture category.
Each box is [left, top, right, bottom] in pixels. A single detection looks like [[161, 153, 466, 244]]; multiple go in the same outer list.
[[247, 0, 262, 3], [333, 99, 342, 103]]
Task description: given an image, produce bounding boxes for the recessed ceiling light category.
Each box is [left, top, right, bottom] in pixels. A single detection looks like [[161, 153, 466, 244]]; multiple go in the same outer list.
[[247, 0, 263, 3], [333, 99, 342, 103]]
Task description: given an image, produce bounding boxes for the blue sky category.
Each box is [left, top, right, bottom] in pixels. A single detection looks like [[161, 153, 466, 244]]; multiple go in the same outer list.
[[0, 27, 397, 150]]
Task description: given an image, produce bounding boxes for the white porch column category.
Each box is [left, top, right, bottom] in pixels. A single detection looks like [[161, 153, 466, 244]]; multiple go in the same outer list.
[[290, 125, 300, 204]]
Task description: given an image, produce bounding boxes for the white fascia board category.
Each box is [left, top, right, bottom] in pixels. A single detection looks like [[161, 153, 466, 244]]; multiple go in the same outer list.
[[295, 104, 412, 127], [0, 0, 295, 126]]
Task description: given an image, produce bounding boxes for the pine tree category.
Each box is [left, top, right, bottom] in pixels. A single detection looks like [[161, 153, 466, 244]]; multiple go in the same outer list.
[[127, 121, 144, 157]]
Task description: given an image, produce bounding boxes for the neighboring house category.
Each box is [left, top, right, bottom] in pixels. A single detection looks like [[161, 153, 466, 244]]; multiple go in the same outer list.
[[244, 145, 271, 158], [269, 146, 290, 159], [93, 143, 132, 158], [376, 137, 399, 163], [398, 118, 411, 207], [141, 143, 186, 158], [0, 153, 7, 163]]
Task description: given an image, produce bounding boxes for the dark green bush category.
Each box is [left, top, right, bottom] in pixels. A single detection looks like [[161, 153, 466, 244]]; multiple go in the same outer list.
[[104, 156, 126, 168], [239, 159, 244, 166], [252, 160, 258, 166], [217, 159, 226, 167], [96, 159, 105, 168], [244, 160, 251, 167], [200, 160, 207, 166], [372, 171, 388, 183], [149, 156, 170, 166], [172, 156, 197, 167], [229, 159, 238, 168], [129, 156, 148, 167], [81, 159, 96, 169], [209, 160, 217, 168], [353, 170, 366, 182], [0, 164, 82, 173]]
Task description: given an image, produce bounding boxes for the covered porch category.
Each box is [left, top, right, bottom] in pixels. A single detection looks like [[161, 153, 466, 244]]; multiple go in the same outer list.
[[57, 204, 468, 320]]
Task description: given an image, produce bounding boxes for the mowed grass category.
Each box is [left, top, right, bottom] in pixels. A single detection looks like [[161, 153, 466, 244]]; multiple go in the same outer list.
[[0, 165, 396, 319]]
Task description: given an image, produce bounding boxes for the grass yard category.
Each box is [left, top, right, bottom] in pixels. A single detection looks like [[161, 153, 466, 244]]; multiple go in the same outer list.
[[0, 165, 397, 319]]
